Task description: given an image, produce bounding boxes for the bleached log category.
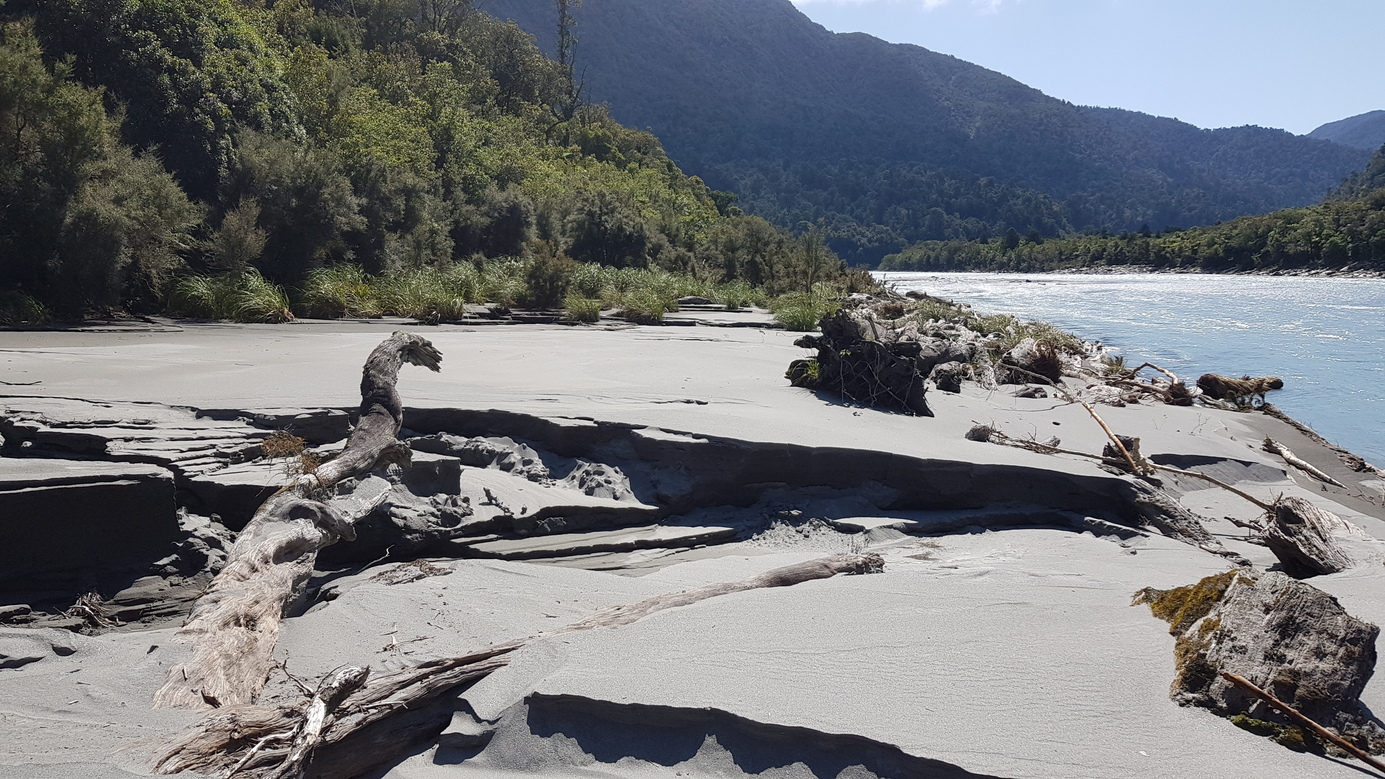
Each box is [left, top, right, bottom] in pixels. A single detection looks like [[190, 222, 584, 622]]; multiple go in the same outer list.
[[1263, 437, 1347, 488], [154, 333, 442, 710]]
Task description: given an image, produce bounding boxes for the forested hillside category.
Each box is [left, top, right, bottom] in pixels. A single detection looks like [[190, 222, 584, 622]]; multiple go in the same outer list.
[[0, 0, 846, 319], [484, 0, 1372, 266], [879, 145, 1385, 274], [1310, 111, 1385, 151]]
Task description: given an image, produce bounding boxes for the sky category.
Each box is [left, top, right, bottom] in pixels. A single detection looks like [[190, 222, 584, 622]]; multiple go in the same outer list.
[[789, 0, 1384, 135]]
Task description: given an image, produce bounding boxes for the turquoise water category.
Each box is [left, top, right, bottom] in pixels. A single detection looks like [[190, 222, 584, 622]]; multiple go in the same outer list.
[[876, 272, 1385, 468]]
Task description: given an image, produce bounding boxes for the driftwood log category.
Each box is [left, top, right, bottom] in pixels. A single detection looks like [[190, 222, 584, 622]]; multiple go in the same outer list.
[[155, 553, 885, 778], [1262, 496, 1355, 578], [1263, 437, 1347, 488], [1197, 373, 1283, 405], [154, 332, 443, 709]]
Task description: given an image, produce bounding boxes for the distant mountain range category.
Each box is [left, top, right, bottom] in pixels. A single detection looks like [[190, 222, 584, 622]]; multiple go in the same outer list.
[[1309, 111, 1385, 151], [482, 0, 1372, 265]]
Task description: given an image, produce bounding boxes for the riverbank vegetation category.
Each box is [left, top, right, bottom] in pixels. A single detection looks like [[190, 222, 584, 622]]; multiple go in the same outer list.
[[880, 147, 1385, 274], [0, 0, 858, 323]]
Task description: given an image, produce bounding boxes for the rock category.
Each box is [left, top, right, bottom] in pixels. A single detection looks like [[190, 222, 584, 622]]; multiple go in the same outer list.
[[1013, 385, 1048, 399], [1135, 569, 1385, 753], [1262, 496, 1354, 579], [0, 458, 179, 590], [0, 604, 32, 623], [928, 361, 966, 393], [677, 296, 714, 305]]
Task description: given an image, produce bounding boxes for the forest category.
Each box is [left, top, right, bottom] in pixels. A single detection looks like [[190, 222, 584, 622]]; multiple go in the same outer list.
[[481, 0, 1372, 268], [0, 0, 855, 322], [879, 147, 1385, 274]]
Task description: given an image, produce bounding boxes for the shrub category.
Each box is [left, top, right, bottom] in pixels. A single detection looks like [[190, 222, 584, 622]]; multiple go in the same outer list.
[[712, 279, 760, 310], [299, 265, 380, 318], [523, 253, 579, 308], [0, 290, 49, 326]]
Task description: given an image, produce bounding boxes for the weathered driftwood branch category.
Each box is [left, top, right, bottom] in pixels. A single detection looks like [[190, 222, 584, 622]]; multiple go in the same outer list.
[[999, 363, 1149, 475], [972, 426, 1358, 574], [1262, 496, 1355, 579], [154, 333, 442, 710], [155, 553, 884, 778], [1222, 672, 1385, 776], [1263, 437, 1347, 488]]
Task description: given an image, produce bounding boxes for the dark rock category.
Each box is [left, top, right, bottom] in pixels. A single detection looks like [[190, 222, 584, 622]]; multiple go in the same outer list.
[[1013, 385, 1048, 399], [677, 296, 714, 305], [0, 604, 32, 623]]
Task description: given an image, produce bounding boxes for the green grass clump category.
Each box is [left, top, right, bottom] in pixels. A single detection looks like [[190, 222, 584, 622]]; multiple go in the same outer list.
[[712, 279, 764, 310], [619, 285, 677, 323], [770, 284, 841, 331], [478, 259, 528, 308], [167, 271, 293, 323], [374, 267, 472, 323], [562, 293, 603, 322], [0, 290, 49, 326], [299, 265, 380, 319]]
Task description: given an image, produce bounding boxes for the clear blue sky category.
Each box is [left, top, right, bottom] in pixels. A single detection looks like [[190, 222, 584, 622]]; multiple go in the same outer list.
[[790, 0, 1384, 135]]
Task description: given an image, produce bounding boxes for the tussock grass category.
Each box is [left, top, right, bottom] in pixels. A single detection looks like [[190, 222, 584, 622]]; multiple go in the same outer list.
[[168, 271, 293, 323], [299, 265, 380, 318], [562, 293, 603, 322], [770, 283, 841, 331]]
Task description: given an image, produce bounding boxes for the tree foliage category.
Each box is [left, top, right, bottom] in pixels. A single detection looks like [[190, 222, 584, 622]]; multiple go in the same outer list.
[[0, 0, 848, 318]]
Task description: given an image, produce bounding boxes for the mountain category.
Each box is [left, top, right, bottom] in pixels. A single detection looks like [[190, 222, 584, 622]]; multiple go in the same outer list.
[[482, 0, 1372, 265], [1309, 111, 1385, 151]]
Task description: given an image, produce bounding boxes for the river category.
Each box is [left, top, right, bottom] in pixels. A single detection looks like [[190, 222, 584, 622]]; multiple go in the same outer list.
[[876, 271, 1385, 468]]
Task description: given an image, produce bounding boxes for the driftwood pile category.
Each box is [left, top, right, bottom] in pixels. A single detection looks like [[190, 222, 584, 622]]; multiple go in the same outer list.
[[784, 294, 1289, 415]]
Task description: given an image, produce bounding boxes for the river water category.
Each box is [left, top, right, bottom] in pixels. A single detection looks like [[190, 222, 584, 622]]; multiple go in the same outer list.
[[876, 271, 1385, 468]]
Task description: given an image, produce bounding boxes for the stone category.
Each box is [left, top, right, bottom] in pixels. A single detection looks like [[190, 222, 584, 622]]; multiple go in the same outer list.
[[1136, 569, 1385, 753]]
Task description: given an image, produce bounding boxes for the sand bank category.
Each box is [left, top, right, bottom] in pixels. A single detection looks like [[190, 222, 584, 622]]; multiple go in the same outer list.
[[1, 318, 1383, 778]]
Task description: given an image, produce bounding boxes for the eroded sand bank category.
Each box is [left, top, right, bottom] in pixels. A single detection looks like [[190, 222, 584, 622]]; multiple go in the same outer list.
[[2, 320, 1383, 779]]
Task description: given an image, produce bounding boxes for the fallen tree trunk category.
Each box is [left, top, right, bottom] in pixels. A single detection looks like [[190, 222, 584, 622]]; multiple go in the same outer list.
[[155, 553, 885, 778], [154, 332, 442, 710], [1262, 496, 1355, 578]]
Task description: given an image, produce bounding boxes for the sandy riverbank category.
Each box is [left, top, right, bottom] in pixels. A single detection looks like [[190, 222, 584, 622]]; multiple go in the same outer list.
[[1, 317, 1383, 779]]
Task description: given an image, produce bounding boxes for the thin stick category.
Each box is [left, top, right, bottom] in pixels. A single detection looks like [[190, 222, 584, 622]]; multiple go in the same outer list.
[[1000, 363, 1147, 475], [1221, 672, 1385, 776], [987, 431, 1272, 510], [1128, 362, 1182, 385]]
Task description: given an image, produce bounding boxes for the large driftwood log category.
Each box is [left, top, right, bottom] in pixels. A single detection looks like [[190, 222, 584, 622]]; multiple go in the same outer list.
[[155, 553, 885, 778], [154, 333, 442, 710], [1262, 496, 1355, 578]]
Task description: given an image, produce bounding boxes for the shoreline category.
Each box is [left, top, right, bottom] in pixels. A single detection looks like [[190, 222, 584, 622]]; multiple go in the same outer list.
[[878, 265, 1385, 279]]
